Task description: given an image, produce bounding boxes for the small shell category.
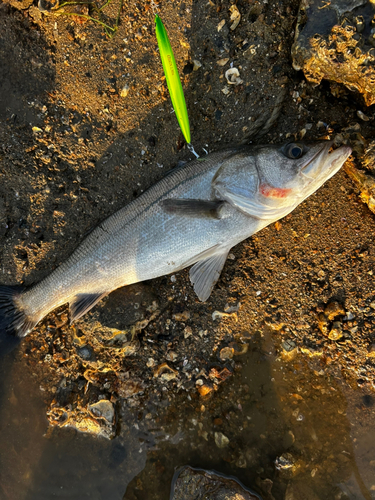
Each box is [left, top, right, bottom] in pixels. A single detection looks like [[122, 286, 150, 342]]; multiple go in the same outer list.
[[217, 19, 226, 32], [299, 128, 306, 140], [120, 84, 130, 98], [357, 110, 370, 121], [153, 362, 178, 378], [217, 58, 229, 66], [221, 86, 230, 95], [193, 59, 202, 71], [225, 67, 243, 85], [229, 5, 241, 30]]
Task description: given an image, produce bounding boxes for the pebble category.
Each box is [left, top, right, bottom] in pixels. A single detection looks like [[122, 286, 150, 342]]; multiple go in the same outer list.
[[212, 310, 237, 321], [328, 322, 343, 341], [217, 19, 226, 32], [229, 5, 241, 30], [146, 357, 156, 367], [76, 345, 95, 361], [324, 301, 345, 320], [197, 384, 213, 396], [281, 339, 296, 352], [275, 453, 295, 471], [357, 110, 370, 121], [153, 363, 178, 380], [217, 58, 230, 66], [120, 84, 130, 98], [220, 347, 234, 360], [214, 431, 229, 448], [192, 59, 202, 71], [173, 311, 190, 321], [184, 326, 193, 339], [89, 400, 115, 423], [166, 350, 178, 362]]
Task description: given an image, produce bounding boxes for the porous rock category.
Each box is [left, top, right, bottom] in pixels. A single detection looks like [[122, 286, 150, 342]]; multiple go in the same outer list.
[[292, 0, 375, 105], [170, 466, 262, 500]]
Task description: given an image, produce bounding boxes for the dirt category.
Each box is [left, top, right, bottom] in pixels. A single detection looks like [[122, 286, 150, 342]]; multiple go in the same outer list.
[[1, 0, 375, 484]]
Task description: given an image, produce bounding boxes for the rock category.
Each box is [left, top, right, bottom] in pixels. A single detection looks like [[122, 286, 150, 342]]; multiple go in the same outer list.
[[214, 431, 230, 448], [192, 59, 202, 71], [229, 5, 241, 31], [281, 339, 296, 352], [275, 453, 295, 471], [317, 312, 328, 334], [292, 0, 375, 105], [328, 321, 343, 340], [47, 399, 116, 439], [324, 301, 345, 321], [170, 466, 262, 500], [153, 362, 178, 381], [197, 383, 214, 397], [3, 0, 33, 9], [76, 344, 96, 361], [219, 347, 234, 360], [89, 399, 115, 423], [120, 84, 130, 98], [173, 310, 190, 321], [344, 147, 375, 214], [116, 375, 145, 399]]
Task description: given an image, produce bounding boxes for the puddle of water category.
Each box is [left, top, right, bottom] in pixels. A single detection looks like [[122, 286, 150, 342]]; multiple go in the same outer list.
[[0, 352, 146, 500], [1, 330, 375, 500]]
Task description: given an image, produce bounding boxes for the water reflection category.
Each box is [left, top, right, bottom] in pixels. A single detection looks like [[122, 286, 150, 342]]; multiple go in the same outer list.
[[124, 330, 375, 500], [1, 330, 375, 499], [0, 351, 146, 500]]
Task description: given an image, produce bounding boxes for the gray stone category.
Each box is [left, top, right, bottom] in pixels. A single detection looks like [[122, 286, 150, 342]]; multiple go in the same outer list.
[[170, 466, 262, 500]]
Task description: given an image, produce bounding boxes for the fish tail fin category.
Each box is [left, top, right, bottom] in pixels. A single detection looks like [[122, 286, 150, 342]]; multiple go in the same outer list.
[[0, 285, 36, 339]]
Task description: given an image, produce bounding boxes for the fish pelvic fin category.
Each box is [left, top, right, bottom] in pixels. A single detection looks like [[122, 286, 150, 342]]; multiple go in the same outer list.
[[189, 247, 231, 302], [0, 285, 37, 354], [69, 292, 108, 323]]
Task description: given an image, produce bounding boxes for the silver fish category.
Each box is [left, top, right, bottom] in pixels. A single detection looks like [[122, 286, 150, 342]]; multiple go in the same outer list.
[[0, 141, 351, 346]]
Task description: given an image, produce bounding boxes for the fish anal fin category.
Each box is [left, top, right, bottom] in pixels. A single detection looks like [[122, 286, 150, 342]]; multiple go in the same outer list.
[[70, 292, 107, 323], [160, 199, 226, 219], [189, 248, 230, 302]]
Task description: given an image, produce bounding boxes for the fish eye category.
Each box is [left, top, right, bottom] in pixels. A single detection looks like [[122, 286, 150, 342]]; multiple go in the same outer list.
[[282, 143, 306, 160]]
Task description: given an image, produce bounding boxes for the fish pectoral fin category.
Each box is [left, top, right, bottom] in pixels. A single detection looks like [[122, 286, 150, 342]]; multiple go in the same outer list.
[[189, 247, 231, 302], [70, 292, 108, 323], [216, 188, 294, 220], [160, 199, 226, 219]]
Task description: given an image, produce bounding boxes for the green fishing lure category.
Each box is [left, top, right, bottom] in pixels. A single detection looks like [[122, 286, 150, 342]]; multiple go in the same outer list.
[[155, 14, 191, 144]]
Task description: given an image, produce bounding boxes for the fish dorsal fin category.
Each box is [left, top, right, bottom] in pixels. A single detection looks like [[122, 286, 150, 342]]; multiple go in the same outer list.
[[189, 247, 230, 302], [160, 199, 227, 219], [70, 292, 107, 323]]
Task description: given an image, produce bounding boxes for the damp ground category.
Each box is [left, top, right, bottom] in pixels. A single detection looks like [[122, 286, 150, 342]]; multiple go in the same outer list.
[[1, 0, 375, 498], [1, 328, 375, 499]]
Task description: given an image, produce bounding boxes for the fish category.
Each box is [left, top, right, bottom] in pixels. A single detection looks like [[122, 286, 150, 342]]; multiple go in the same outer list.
[[0, 141, 351, 352]]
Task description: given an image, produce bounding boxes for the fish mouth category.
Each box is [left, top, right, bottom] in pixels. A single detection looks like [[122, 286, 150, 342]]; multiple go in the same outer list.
[[300, 141, 351, 181]]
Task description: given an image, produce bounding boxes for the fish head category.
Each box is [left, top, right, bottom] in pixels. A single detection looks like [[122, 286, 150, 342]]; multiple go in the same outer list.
[[254, 141, 352, 211], [213, 141, 352, 221]]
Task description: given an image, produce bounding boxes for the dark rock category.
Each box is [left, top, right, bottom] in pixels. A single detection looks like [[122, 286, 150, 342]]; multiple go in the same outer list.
[[292, 0, 375, 105], [170, 466, 262, 500]]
